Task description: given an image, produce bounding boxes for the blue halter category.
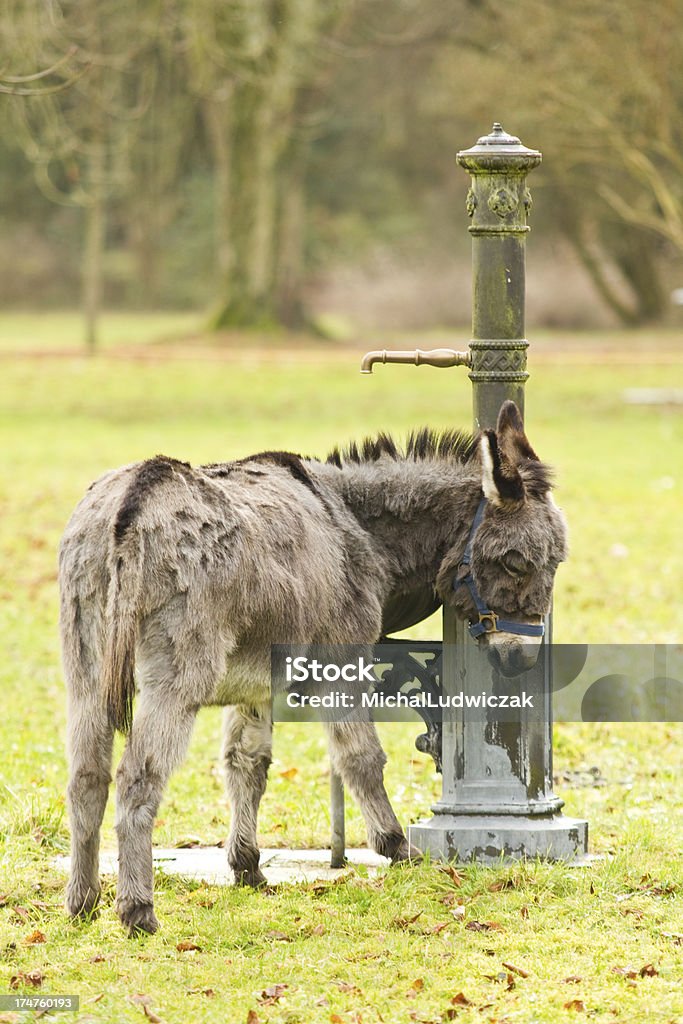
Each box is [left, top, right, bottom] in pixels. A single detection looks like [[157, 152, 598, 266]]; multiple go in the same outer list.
[[453, 496, 545, 641]]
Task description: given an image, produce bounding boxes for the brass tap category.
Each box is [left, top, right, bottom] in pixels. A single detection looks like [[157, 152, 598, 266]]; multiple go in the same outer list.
[[360, 348, 472, 374]]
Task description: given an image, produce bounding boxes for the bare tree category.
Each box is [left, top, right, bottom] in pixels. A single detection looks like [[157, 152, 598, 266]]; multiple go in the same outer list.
[[3, 0, 160, 350]]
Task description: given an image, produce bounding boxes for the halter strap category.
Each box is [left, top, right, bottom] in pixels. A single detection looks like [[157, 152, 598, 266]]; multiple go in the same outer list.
[[453, 496, 545, 641]]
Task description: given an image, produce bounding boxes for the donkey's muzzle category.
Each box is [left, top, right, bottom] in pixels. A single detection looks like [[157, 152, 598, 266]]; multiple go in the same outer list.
[[487, 638, 541, 678]]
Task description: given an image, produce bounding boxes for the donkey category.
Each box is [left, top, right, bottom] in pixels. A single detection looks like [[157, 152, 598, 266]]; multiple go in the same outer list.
[[60, 400, 567, 934]]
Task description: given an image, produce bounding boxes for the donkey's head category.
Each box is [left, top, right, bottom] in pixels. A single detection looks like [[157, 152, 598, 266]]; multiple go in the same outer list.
[[437, 401, 568, 677]]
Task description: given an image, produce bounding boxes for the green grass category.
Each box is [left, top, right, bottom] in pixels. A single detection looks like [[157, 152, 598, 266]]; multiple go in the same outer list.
[[0, 316, 681, 1023]]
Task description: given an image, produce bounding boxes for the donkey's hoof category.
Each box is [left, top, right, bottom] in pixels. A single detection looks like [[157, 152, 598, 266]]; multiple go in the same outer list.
[[233, 867, 268, 889], [65, 883, 100, 920], [391, 840, 423, 865], [117, 900, 159, 936]]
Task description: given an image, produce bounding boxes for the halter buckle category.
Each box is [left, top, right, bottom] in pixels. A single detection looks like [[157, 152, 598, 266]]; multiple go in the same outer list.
[[477, 611, 499, 633]]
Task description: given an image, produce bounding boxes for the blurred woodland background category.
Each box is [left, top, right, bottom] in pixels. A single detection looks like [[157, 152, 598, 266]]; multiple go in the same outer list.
[[1, 0, 682, 348]]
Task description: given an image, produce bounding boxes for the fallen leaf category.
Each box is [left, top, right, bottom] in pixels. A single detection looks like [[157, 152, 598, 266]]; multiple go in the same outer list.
[[451, 992, 472, 1006], [174, 836, 203, 848], [176, 940, 202, 952], [11, 907, 29, 923], [639, 963, 658, 977], [9, 970, 44, 989], [427, 921, 451, 934], [465, 920, 504, 933], [502, 961, 529, 978], [563, 976, 582, 984], [451, 906, 466, 921], [564, 999, 585, 1012], [142, 1007, 163, 1024], [520, 905, 530, 920], [611, 966, 638, 980], [258, 984, 288, 1005], [246, 1012, 260, 1024], [315, 997, 329, 1007], [311, 923, 325, 936], [485, 971, 515, 989], [439, 865, 463, 886], [330, 1016, 344, 1023], [393, 911, 423, 928], [89, 954, 110, 963], [406, 978, 424, 998], [23, 931, 46, 945], [662, 932, 683, 945], [335, 982, 362, 995], [279, 767, 298, 780]]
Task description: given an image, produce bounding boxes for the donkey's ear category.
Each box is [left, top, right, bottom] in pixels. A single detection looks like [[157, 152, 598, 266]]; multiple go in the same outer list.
[[496, 400, 539, 464], [480, 430, 525, 506]]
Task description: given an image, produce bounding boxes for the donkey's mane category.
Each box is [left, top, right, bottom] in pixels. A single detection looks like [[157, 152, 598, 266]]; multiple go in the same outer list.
[[325, 427, 478, 469]]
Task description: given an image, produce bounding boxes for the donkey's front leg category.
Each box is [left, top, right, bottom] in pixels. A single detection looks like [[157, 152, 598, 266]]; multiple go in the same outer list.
[[115, 691, 198, 935], [325, 720, 420, 862], [222, 704, 272, 887]]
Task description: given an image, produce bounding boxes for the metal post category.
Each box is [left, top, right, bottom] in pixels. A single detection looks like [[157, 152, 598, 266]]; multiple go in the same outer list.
[[329, 770, 346, 867], [408, 125, 588, 862]]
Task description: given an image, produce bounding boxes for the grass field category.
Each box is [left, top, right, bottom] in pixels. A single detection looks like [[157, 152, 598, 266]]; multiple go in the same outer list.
[[0, 316, 681, 1023]]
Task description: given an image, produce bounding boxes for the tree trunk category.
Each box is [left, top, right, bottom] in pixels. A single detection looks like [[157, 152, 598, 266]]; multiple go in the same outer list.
[[209, 81, 279, 329], [274, 144, 308, 329], [82, 142, 106, 353]]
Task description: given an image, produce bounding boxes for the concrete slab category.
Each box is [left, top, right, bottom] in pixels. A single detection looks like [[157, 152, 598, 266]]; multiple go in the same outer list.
[[55, 848, 390, 886]]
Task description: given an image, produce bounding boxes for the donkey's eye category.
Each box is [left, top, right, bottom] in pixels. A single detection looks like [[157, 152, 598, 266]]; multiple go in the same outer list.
[[501, 551, 531, 578]]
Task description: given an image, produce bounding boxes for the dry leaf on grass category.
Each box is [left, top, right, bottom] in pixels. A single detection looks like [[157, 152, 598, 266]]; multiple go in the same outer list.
[[439, 865, 464, 886], [257, 983, 288, 1005], [465, 920, 504, 933], [9, 970, 43, 989], [564, 999, 585, 1012], [502, 961, 529, 978], [246, 1011, 260, 1024], [23, 931, 46, 945], [176, 940, 202, 952], [393, 911, 423, 928], [450, 992, 472, 1006], [335, 981, 362, 996], [279, 767, 298, 779]]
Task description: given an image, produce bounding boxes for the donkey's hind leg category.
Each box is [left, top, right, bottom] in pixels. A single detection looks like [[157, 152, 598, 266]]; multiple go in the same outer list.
[[65, 692, 114, 918], [222, 704, 272, 887], [114, 689, 199, 935], [325, 720, 419, 862]]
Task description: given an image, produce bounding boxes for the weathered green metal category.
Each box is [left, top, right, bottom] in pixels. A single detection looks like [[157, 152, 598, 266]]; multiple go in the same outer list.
[[408, 124, 588, 862], [457, 122, 540, 430]]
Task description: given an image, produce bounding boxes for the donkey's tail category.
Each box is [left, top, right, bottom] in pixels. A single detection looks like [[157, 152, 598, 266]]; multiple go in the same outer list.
[[102, 525, 144, 735]]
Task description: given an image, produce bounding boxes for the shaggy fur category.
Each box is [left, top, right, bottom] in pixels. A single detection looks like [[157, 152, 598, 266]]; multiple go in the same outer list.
[[60, 401, 567, 934]]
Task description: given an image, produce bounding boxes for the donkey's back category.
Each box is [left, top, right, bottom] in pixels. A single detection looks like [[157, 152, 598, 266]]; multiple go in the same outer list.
[[60, 454, 383, 724]]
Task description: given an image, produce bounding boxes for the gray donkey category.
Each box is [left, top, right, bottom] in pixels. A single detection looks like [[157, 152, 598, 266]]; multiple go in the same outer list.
[[60, 400, 567, 934]]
